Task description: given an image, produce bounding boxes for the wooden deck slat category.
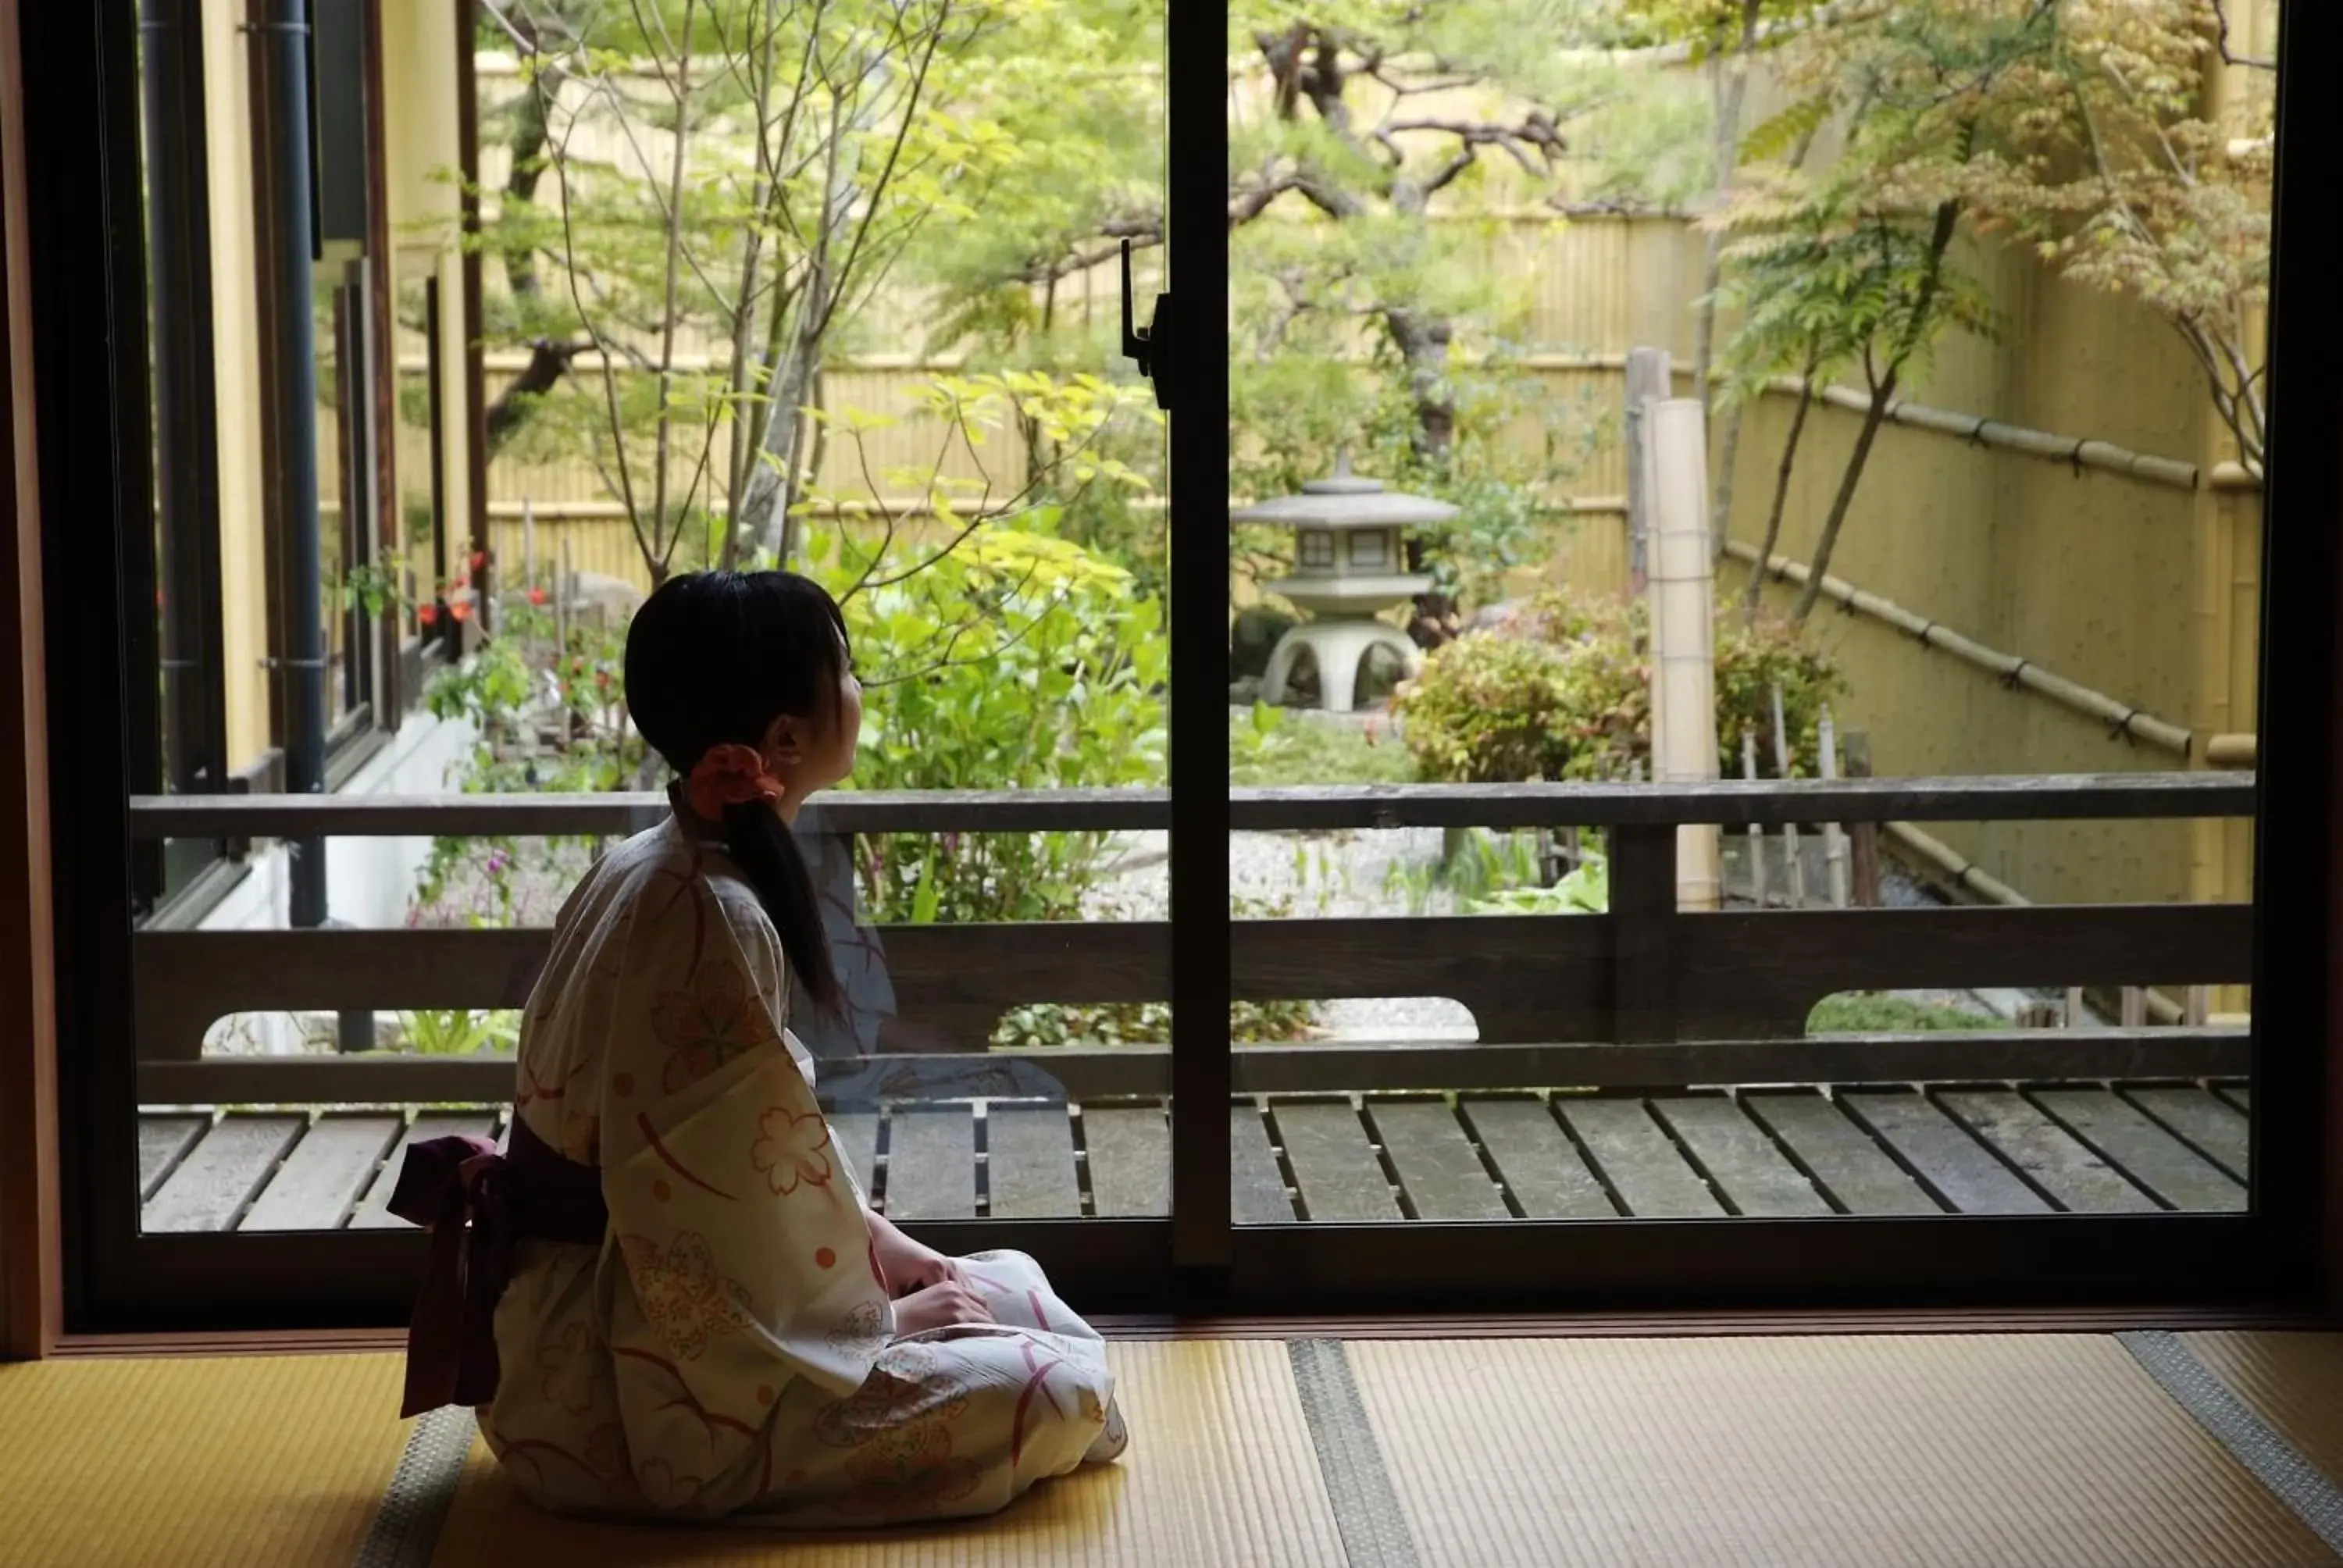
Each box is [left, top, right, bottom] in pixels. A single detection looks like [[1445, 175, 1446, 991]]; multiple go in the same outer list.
[[1231, 1102, 1296, 1224], [827, 1110, 880, 1200], [348, 1114, 501, 1231], [2028, 1089, 2245, 1213], [1460, 1099, 1617, 1218], [138, 1115, 209, 1203], [1557, 1099, 1722, 1218], [986, 1106, 1082, 1218], [1082, 1103, 1169, 1217], [144, 1115, 306, 1233], [885, 1107, 978, 1220], [1273, 1100, 1400, 1223], [1839, 1092, 2051, 1215], [1741, 1092, 1942, 1216], [1935, 1090, 2158, 1213], [2124, 1086, 2251, 1183], [1649, 1096, 1830, 1217], [1368, 1101, 1509, 1221], [241, 1115, 405, 1232]]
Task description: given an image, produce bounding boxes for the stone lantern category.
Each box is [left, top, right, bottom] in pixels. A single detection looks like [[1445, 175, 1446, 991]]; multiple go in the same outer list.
[[1233, 454, 1457, 712]]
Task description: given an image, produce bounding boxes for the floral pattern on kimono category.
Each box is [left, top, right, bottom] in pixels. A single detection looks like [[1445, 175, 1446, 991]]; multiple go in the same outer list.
[[478, 818, 1118, 1526]]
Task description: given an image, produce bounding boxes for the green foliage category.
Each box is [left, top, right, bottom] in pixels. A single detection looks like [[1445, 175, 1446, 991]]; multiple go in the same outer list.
[[1393, 588, 1845, 783], [412, 602, 644, 925], [1806, 992, 1998, 1034], [1467, 853, 1609, 915], [1712, 183, 1999, 405], [1231, 704, 1418, 788], [815, 526, 1167, 925], [398, 1008, 524, 1057]]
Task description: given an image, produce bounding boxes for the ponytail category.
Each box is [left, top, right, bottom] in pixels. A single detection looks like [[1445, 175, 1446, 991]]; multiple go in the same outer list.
[[720, 800, 840, 1011], [625, 568, 854, 1014]]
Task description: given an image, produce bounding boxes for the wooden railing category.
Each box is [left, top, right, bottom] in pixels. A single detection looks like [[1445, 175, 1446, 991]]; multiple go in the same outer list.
[[127, 775, 2258, 1107]]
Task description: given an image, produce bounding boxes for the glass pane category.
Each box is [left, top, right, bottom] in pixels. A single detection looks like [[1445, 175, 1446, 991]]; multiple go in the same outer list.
[[133, 2, 1173, 1253], [1227, 7, 2270, 1228]]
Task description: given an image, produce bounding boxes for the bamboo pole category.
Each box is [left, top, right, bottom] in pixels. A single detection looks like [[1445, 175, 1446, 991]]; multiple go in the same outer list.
[[1646, 398, 1721, 911], [1624, 348, 1671, 596], [2206, 732, 2256, 768], [1769, 684, 1806, 909], [1817, 707, 1850, 909], [1724, 539, 2194, 757], [1741, 728, 1767, 908], [1756, 377, 2203, 490], [1842, 729, 1880, 907]]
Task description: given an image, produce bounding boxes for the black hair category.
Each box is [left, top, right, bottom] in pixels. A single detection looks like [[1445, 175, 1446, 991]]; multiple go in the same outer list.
[[623, 570, 851, 1009]]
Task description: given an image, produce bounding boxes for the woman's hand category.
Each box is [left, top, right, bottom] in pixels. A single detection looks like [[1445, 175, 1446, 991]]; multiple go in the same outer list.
[[892, 1280, 994, 1336], [867, 1210, 965, 1298]]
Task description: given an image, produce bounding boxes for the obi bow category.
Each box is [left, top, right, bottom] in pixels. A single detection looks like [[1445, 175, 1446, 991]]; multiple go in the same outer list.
[[387, 1115, 608, 1418]]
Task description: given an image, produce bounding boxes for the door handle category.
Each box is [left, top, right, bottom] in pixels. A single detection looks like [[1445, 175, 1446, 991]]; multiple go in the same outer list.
[[1120, 239, 1171, 411]]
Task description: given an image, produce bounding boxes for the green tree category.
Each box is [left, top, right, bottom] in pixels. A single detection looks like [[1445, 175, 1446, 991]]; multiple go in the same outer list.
[[1969, 0, 2274, 476], [927, 2, 1703, 629], [1717, 0, 2043, 619], [476, 0, 1043, 579]]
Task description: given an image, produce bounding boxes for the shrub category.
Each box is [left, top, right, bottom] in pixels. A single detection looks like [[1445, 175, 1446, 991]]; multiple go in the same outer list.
[[818, 523, 1168, 925], [1394, 587, 1845, 784]]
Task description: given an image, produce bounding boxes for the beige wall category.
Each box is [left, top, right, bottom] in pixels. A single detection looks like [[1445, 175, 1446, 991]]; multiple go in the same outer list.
[[202, 1, 274, 774], [206, 0, 476, 775]]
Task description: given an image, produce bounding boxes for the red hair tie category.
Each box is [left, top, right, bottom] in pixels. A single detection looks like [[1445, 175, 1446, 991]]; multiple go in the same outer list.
[[686, 743, 784, 821]]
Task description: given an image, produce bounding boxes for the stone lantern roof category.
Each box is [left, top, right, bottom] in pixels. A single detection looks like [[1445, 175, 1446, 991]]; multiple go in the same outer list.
[[1231, 452, 1460, 532]]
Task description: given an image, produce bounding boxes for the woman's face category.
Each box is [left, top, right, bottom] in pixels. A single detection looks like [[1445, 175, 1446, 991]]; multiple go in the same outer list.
[[822, 654, 864, 786], [761, 636, 861, 797]]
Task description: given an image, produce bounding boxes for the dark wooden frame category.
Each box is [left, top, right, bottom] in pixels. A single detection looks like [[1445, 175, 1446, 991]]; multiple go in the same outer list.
[[1165, 0, 1232, 1285], [0, 0, 60, 1360], [2254, 0, 2341, 1314], [116, 775, 2277, 1326], [16, 1, 2341, 1335]]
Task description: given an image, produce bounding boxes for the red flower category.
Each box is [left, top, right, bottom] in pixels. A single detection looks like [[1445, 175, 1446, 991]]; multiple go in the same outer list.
[[450, 601, 473, 622], [418, 604, 438, 627], [529, 586, 548, 605], [470, 550, 487, 572]]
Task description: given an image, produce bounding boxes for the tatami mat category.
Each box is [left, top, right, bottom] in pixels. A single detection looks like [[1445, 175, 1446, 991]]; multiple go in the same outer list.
[[9, 1333, 2343, 1567], [2187, 1333, 2343, 1502], [427, 1340, 1346, 1568], [1345, 1335, 2340, 1568], [0, 1353, 410, 1568]]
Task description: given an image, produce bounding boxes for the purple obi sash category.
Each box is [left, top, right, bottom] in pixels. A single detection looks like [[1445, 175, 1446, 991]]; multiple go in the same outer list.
[[387, 1113, 608, 1418]]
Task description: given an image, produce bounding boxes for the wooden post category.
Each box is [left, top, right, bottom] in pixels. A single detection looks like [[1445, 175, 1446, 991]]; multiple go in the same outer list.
[[2121, 987, 2148, 1029], [1741, 727, 1767, 908], [1609, 822, 1678, 1044], [1768, 683, 1806, 909], [1817, 706, 1850, 909], [1624, 347, 1671, 596], [2066, 986, 2086, 1028], [1645, 397, 1721, 911], [1843, 729, 1879, 908]]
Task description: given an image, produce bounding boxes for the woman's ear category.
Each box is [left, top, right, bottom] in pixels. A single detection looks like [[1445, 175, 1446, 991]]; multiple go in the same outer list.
[[761, 711, 810, 770]]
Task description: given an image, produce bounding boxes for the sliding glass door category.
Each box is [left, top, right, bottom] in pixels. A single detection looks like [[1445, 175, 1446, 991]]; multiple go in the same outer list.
[[1207, 0, 2327, 1312], [33, 0, 2339, 1332]]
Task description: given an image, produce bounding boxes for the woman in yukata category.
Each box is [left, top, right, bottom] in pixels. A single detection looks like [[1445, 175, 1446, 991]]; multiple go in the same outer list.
[[390, 569, 1127, 1526]]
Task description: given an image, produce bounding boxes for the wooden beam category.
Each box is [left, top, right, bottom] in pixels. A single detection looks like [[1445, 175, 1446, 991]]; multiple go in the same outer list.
[[126, 772, 2259, 841], [0, 0, 59, 1360], [132, 900, 2255, 1062], [136, 1029, 2252, 1108]]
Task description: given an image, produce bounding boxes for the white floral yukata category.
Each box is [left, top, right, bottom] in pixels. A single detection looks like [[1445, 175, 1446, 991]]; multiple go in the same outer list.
[[482, 818, 1120, 1524]]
